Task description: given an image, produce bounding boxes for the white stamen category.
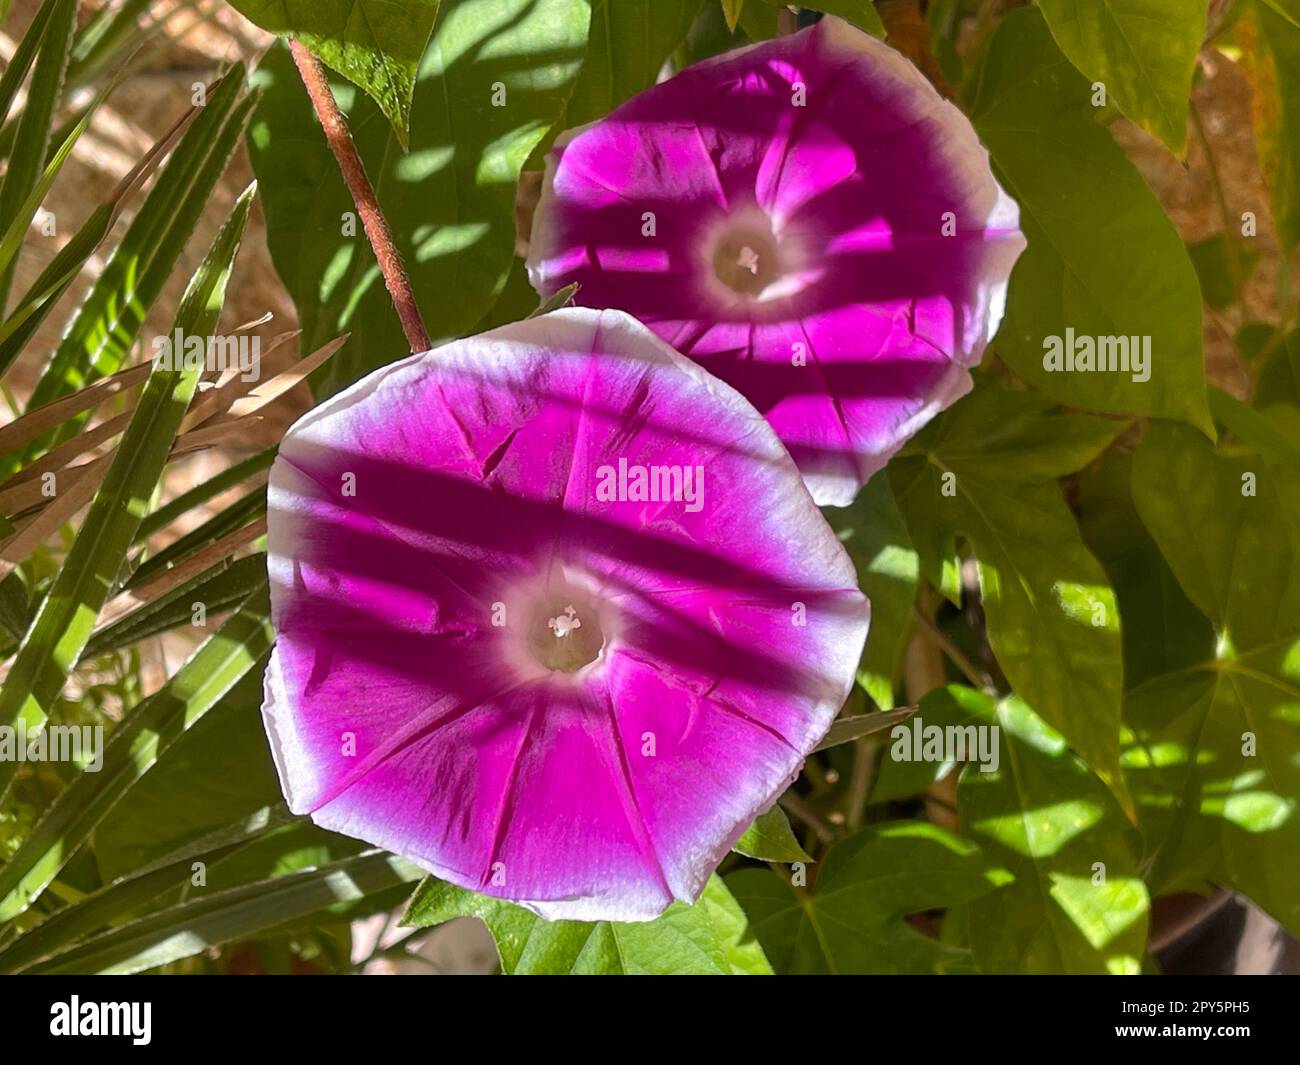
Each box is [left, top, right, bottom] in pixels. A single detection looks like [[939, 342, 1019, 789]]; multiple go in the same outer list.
[[548, 605, 582, 639], [737, 246, 760, 274]]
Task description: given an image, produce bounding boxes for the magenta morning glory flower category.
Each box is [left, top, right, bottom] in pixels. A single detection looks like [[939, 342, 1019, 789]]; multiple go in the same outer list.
[[261, 309, 869, 921], [527, 16, 1026, 506]]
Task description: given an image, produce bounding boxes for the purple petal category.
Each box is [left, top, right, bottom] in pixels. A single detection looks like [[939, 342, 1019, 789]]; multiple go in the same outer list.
[[263, 308, 869, 921], [528, 17, 1026, 505]]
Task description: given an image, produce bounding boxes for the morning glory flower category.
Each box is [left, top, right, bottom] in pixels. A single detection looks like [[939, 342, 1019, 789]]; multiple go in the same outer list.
[[261, 309, 869, 921], [527, 17, 1026, 505]]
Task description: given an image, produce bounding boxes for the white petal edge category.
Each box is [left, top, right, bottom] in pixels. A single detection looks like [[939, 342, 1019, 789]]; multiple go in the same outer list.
[[262, 307, 869, 923]]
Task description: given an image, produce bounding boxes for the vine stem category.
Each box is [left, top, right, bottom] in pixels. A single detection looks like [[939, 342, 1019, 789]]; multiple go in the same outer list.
[[778, 792, 836, 845], [1189, 98, 1246, 319], [289, 40, 431, 353], [911, 605, 996, 694]]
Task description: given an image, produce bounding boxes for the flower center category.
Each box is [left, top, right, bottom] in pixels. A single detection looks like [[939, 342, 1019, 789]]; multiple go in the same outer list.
[[712, 225, 782, 297], [526, 596, 605, 673]]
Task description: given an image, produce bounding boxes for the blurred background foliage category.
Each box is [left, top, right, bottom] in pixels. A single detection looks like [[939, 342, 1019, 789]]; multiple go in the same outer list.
[[0, 0, 1296, 975]]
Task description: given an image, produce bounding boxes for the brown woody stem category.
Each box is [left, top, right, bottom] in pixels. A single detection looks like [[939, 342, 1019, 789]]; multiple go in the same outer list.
[[289, 40, 431, 353]]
